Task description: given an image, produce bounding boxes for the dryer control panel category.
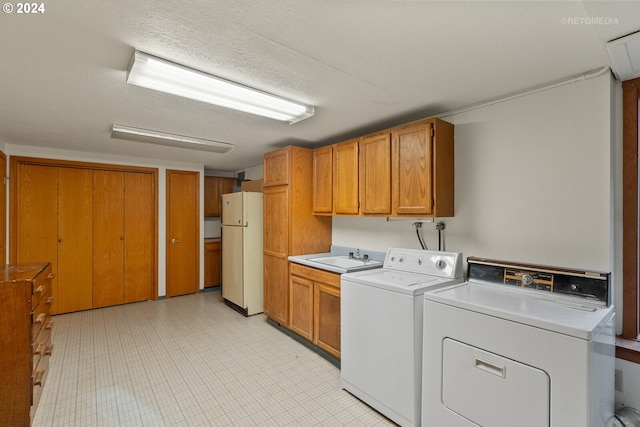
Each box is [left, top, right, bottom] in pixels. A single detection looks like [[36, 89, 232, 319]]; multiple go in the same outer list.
[[467, 257, 610, 306]]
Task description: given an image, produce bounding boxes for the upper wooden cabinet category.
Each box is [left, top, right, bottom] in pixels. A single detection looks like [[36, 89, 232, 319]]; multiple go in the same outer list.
[[392, 118, 454, 217], [360, 132, 392, 215], [263, 148, 290, 187], [311, 116, 454, 217], [204, 176, 235, 217], [333, 139, 360, 215], [312, 146, 333, 215]]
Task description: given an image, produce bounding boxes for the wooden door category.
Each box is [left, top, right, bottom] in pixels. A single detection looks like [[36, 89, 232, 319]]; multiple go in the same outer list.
[[360, 133, 392, 215], [263, 185, 289, 325], [14, 164, 59, 312], [312, 146, 333, 214], [333, 139, 360, 214], [57, 168, 93, 314], [166, 170, 199, 297], [93, 170, 125, 308], [124, 172, 155, 303], [393, 121, 434, 215]]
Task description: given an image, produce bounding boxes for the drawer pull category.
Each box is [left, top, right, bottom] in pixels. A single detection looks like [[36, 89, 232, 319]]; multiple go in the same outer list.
[[34, 342, 46, 356], [34, 285, 44, 294], [474, 357, 506, 378], [33, 370, 44, 387], [34, 313, 46, 324], [45, 319, 54, 330], [45, 344, 54, 356], [47, 296, 54, 305], [47, 273, 55, 280]]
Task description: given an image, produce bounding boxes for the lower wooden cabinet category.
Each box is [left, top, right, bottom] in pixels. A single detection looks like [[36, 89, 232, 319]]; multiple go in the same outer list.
[[289, 263, 341, 359], [204, 240, 221, 287], [0, 263, 54, 426]]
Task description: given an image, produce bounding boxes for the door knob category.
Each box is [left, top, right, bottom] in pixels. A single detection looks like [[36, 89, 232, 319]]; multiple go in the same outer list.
[[171, 239, 180, 244]]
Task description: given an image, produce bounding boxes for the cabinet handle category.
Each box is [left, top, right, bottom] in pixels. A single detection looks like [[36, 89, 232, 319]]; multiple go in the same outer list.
[[34, 285, 44, 294], [58, 239, 62, 243], [34, 313, 46, 324], [33, 370, 44, 387], [47, 273, 55, 280], [45, 319, 54, 330], [171, 239, 180, 244], [45, 344, 54, 356], [120, 236, 125, 240], [47, 296, 54, 305]]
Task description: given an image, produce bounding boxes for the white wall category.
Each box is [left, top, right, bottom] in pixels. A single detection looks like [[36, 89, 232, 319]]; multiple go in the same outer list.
[[332, 71, 640, 409], [4, 144, 206, 297], [333, 73, 612, 270]]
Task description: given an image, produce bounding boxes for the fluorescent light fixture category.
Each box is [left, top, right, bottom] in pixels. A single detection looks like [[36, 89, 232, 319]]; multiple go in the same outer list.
[[607, 30, 640, 81], [111, 124, 234, 153], [127, 50, 315, 124]]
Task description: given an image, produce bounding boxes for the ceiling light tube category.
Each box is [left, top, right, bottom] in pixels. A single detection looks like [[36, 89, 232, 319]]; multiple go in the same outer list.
[[111, 124, 234, 153], [127, 50, 315, 124]]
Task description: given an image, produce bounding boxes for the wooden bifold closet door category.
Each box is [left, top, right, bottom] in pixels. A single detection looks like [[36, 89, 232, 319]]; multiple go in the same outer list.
[[93, 170, 155, 308], [11, 157, 157, 314]]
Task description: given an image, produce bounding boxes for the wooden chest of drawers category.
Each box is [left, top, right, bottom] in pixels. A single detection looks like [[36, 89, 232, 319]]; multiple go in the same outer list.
[[0, 263, 54, 426]]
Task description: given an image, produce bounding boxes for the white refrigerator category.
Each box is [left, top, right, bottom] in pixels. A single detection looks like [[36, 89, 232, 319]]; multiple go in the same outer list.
[[221, 191, 264, 316]]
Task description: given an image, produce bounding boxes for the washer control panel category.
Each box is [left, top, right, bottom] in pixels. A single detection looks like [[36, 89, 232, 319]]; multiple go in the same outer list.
[[384, 248, 463, 279]]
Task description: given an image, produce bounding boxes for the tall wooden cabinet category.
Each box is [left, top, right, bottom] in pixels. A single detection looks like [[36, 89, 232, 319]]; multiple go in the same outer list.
[[263, 146, 332, 327], [0, 262, 53, 426], [10, 157, 157, 314]]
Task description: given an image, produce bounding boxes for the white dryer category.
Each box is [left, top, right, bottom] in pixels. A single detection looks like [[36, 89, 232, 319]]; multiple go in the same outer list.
[[422, 257, 616, 427], [341, 248, 463, 427]]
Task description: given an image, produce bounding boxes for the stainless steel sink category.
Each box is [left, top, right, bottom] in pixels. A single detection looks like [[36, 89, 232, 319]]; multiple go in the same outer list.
[[307, 255, 382, 270]]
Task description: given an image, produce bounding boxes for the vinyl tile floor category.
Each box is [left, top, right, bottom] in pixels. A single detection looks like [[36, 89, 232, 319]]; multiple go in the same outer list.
[[33, 289, 394, 427]]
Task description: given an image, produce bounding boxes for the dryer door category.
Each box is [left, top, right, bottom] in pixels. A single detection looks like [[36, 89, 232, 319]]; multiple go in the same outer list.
[[442, 338, 550, 427]]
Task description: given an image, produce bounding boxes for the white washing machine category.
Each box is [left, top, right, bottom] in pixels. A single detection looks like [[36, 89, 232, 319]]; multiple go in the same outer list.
[[341, 248, 463, 427], [422, 257, 616, 427]]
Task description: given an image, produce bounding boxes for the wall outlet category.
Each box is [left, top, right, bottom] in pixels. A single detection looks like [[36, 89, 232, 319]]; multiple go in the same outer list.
[[615, 368, 623, 392]]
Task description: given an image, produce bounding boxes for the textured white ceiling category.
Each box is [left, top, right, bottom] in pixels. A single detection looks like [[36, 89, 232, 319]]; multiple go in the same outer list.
[[1, 1, 638, 171]]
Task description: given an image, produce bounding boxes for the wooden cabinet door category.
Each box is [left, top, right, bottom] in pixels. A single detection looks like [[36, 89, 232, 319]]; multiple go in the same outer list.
[[314, 283, 341, 359], [15, 164, 59, 312], [289, 275, 313, 340], [263, 147, 290, 187], [57, 168, 93, 314], [204, 177, 236, 217], [360, 133, 391, 215], [333, 139, 359, 215], [204, 241, 221, 287], [204, 176, 218, 217], [312, 146, 333, 214], [393, 121, 433, 215], [124, 172, 155, 303], [93, 170, 125, 308], [263, 254, 289, 326], [166, 170, 199, 297], [263, 185, 290, 325]]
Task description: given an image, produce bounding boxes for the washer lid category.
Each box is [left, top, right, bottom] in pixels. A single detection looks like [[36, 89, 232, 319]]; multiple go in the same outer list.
[[424, 282, 614, 340], [342, 268, 463, 295]]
